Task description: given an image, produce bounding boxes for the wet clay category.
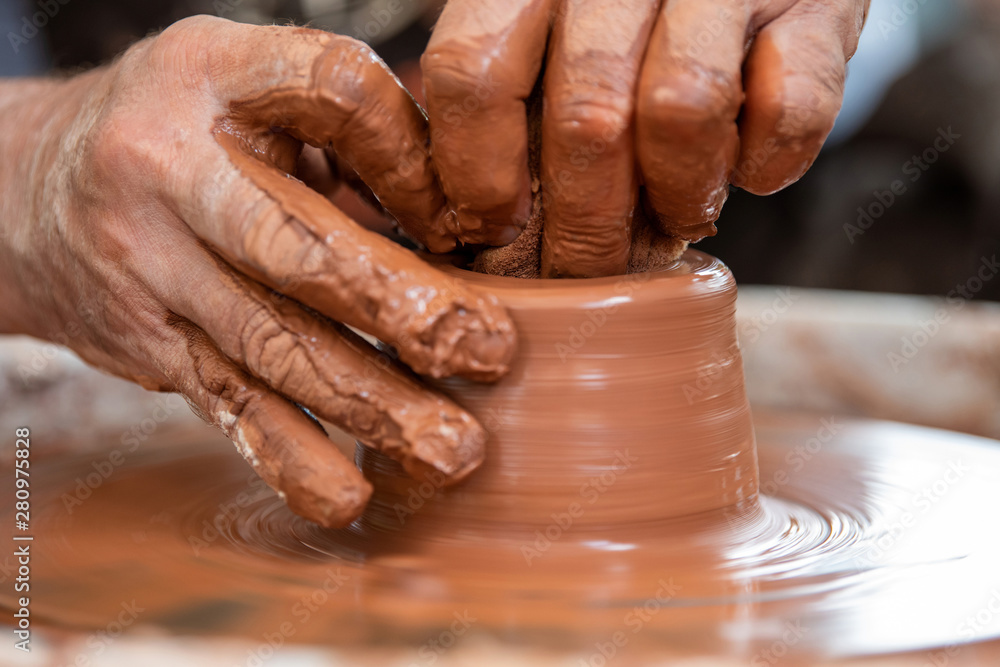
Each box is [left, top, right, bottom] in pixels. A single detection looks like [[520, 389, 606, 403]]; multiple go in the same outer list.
[[203, 32, 691, 528], [421, 1, 865, 276], [421, 0, 700, 278], [211, 129, 515, 384], [9, 410, 1000, 663], [198, 26, 695, 529], [400, 250, 757, 530], [6, 254, 1000, 661]]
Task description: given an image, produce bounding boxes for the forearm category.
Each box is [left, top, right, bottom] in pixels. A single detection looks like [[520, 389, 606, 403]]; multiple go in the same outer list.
[[0, 71, 107, 338]]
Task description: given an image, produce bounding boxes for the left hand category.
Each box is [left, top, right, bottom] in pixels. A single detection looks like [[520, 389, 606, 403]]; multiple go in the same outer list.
[[421, 0, 870, 277], [0, 16, 516, 528]]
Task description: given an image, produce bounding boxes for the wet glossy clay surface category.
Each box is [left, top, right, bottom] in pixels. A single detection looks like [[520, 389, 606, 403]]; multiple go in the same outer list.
[[4, 413, 1000, 663], [4, 251, 1000, 664]]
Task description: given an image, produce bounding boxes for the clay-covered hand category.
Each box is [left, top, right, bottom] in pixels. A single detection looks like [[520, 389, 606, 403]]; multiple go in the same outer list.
[[0, 16, 515, 527], [422, 0, 870, 277]]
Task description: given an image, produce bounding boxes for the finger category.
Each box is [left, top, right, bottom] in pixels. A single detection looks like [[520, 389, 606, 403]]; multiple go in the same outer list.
[[163, 246, 485, 484], [421, 0, 556, 246], [636, 1, 752, 241], [538, 0, 660, 278], [732, 1, 863, 194], [162, 316, 372, 528], [176, 128, 516, 382], [164, 15, 456, 252]]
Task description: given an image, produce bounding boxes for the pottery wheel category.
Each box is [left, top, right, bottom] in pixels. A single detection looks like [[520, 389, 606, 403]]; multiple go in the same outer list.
[[5, 410, 1000, 663]]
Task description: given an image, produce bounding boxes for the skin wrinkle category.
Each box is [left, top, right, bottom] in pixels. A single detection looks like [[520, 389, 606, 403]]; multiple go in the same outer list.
[[214, 123, 515, 381], [538, 0, 659, 277], [733, 1, 862, 194], [0, 5, 869, 526], [639, 7, 746, 239], [0, 17, 514, 528], [474, 86, 689, 277], [436, 0, 866, 274], [167, 313, 375, 527], [216, 28, 455, 252], [423, 0, 555, 244], [202, 252, 483, 480], [165, 315, 254, 426]]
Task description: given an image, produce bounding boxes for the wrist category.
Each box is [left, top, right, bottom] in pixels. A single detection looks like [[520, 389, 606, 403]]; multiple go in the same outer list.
[[0, 69, 110, 338]]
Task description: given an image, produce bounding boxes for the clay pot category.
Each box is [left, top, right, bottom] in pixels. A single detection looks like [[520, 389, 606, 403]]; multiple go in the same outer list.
[[357, 250, 758, 535]]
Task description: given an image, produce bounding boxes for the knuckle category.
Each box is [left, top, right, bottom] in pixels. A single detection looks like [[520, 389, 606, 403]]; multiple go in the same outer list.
[[82, 114, 156, 192], [547, 91, 632, 147], [237, 304, 302, 392], [767, 73, 843, 142], [207, 375, 261, 434], [158, 14, 221, 43], [238, 205, 330, 286], [209, 373, 248, 412], [145, 15, 217, 76], [793, 0, 860, 56], [421, 42, 504, 106], [326, 32, 375, 61], [314, 35, 380, 111], [456, 164, 522, 213], [639, 64, 741, 130]]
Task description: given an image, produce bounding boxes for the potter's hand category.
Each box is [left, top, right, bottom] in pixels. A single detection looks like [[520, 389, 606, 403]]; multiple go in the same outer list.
[[0, 16, 515, 527], [422, 0, 869, 277]]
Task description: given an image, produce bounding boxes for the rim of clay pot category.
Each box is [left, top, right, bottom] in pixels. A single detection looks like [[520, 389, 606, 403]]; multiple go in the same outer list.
[[423, 249, 733, 307]]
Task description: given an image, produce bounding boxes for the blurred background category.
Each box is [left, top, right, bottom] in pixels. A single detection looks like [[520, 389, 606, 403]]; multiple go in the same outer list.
[[1, 0, 997, 300]]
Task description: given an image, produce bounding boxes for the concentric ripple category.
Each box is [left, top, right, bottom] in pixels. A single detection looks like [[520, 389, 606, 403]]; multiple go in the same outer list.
[[6, 412, 1000, 660]]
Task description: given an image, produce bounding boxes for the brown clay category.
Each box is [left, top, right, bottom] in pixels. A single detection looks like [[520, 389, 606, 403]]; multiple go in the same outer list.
[[404, 250, 757, 531], [204, 55, 528, 525], [6, 241, 1000, 659]]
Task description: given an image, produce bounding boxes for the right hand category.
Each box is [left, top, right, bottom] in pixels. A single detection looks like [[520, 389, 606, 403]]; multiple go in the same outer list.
[[420, 0, 868, 278], [0, 16, 516, 527]]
